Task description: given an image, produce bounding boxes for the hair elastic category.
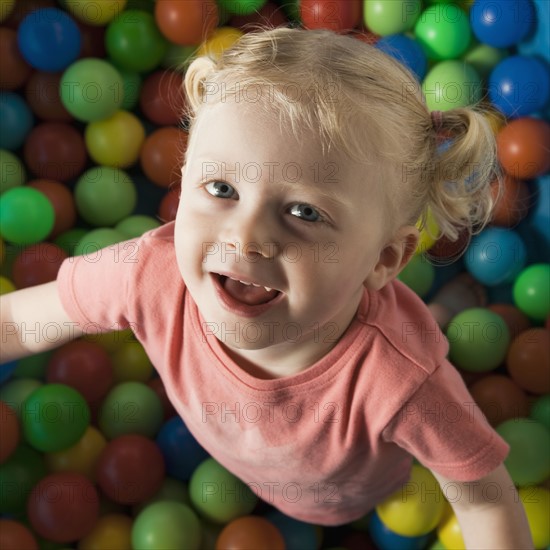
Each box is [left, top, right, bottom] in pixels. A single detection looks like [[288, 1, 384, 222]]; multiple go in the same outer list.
[[431, 110, 444, 133]]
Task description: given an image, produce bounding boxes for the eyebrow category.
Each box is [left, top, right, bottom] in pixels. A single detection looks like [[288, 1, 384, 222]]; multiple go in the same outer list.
[[193, 156, 352, 209]]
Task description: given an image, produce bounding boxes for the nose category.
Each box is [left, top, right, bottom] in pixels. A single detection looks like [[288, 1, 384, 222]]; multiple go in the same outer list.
[[221, 208, 280, 260]]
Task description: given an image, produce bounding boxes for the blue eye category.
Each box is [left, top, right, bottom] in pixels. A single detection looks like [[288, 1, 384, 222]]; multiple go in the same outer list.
[[289, 204, 321, 222], [205, 181, 237, 199]]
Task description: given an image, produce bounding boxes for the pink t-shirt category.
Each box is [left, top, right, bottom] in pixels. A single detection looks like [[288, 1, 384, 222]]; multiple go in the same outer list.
[[57, 222, 509, 526]]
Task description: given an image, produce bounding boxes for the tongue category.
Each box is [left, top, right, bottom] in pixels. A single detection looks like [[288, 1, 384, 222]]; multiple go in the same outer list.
[[223, 278, 278, 306]]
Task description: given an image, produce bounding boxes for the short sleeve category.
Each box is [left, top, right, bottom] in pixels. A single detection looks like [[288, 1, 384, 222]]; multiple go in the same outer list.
[[382, 359, 510, 481], [57, 238, 141, 333]]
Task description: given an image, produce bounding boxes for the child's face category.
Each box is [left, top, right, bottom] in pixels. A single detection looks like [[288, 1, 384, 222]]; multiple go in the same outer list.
[[174, 99, 397, 357]]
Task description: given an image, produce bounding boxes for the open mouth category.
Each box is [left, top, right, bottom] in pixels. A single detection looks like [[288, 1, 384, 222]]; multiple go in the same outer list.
[[216, 274, 281, 306]]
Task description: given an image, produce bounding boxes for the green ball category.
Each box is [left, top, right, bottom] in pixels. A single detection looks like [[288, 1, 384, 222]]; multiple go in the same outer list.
[[189, 458, 258, 524], [73, 228, 126, 258], [530, 395, 550, 431], [0, 444, 46, 515], [398, 255, 435, 298], [115, 215, 160, 239], [0, 149, 26, 194], [513, 264, 550, 321], [0, 187, 54, 245], [105, 10, 168, 73], [496, 418, 550, 487], [132, 501, 202, 550], [60, 59, 124, 122], [363, 0, 422, 36], [133, 477, 191, 516], [75, 166, 137, 226], [422, 60, 482, 111], [218, 0, 266, 16], [54, 228, 88, 257], [446, 308, 510, 372], [111, 62, 142, 111], [415, 4, 471, 60], [98, 381, 164, 439], [463, 43, 508, 80], [0, 378, 43, 421], [21, 384, 90, 453], [12, 351, 52, 380], [162, 44, 196, 71]]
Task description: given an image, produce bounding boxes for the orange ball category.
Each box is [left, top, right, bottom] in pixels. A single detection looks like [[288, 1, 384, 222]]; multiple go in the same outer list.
[[158, 186, 180, 223], [139, 70, 187, 126], [77, 513, 133, 550], [506, 328, 550, 395], [0, 28, 32, 90], [0, 401, 19, 464], [140, 127, 187, 188], [25, 72, 72, 122], [0, 520, 38, 550], [497, 118, 550, 180], [488, 303, 531, 341], [469, 374, 529, 427], [300, 0, 362, 31], [490, 174, 531, 227], [215, 516, 285, 550]]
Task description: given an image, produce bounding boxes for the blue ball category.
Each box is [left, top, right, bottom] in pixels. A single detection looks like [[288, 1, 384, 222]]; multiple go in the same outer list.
[[155, 416, 209, 481], [0, 361, 18, 384], [0, 92, 34, 151], [470, 0, 535, 48], [369, 512, 431, 550], [264, 511, 318, 550], [17, 8, 82, 72], [464, 227, 527, 286], [518, 0, 549, 63], [530, 175, 550, 247], [489, 55, 550, 118], [376, 34, 428, 81]]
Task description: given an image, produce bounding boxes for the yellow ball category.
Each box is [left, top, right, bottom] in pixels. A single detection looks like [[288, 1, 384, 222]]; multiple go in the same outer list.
[[519, 486, 550, 549], [415, 209, 440, 255], [376, 465, 445, 537], [85, 110, 145, 168], [77, 514, 133, 550], [45, 426, 107, 482], [437, 503, 465, 550], [111, 341, 154, 383], [0, 0, 15, 23], [84, 329, 134, 354], [0, 275, 15, 295], [65, 0, 128, 26], [198, 27, 243, 59]]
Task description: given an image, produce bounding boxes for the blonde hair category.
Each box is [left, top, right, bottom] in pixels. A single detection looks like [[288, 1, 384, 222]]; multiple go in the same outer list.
[[183, 27, 499, 243]]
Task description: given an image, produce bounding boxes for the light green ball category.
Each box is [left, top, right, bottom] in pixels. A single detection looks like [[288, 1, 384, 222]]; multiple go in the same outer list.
[[189, 458, 258, 524], [115, 215, 160, 239], [218, 0, 267, 16], [0, 378, 43, 421], [463, 43, 508, 80], [513, 264, 550, 321], [0, 149, 26, 194], [73, 228, 126, 258], [446, 308, 510, 372], [530, 395, 550, 431], [422, 60, 482, 111], [75, 166, 137, 226], [364, 0, 422, 36], [398, 255, 435, 298]]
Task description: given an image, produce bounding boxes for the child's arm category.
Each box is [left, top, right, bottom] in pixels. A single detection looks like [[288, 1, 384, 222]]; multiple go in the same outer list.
[[1, 282, 84, 363], [431, 464, 534, 549]]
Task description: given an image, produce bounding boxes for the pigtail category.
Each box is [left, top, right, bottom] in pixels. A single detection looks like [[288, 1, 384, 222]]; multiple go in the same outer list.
[[426, 106, 501, 242]]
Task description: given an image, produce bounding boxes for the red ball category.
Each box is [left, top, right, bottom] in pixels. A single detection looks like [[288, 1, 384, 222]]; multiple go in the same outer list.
[[155, 0, 219, 46], [46, 341, 114, 404], [497, 117, 550, 180], [11, 243, 68, 289], [96, 435, 165, 505], [0, 520, 38, 550], [27, 472, 99, 543], [158, 186, 180, 223], [147, 377, 178, 421], [0, 401, 19, 464], [25, 72, 73, 122], [488, 303, 531, 341], [215, 516, 285, 550], [77, 21, 106, 59], [23, 122, 88, 182], [0, 28, 32, 91], [300, 0, 362, 32], [140, 127, 187, 188], [28, 179, 77, 238], [490, 173, 531, 227], [139, 70, 187, 126]]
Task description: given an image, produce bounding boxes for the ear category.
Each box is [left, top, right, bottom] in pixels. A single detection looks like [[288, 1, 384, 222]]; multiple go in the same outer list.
[[363, 226, 420, 291]]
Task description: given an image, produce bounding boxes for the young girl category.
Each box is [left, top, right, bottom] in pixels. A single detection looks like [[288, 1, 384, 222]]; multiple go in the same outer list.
[[2, 28, 533, 547]]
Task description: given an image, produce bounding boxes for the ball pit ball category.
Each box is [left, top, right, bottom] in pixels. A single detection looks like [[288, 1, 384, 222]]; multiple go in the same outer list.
[[437, 505, 465, 550], [115, 215, 160, 239], [496, 418, 550, 487], [12, 242, 67, 288], [189, 457, 258, 524], [154, 0, 219, 46], [132, 501, 202, 550], [78, 513, 133, 550], [513, 264, 550, 321], [96, 434, 165, 504], [376, 465, 445, 537], [506, 328, 550, 394], [530, 394, 550, 431], [0, 27, 32, 91], [497, 117, 550, 180], [21, 383, 91, 453], [110, 340, 154, 383], [27, 471, 99, 543], [215, 516, 285, 550], [363, 0, 421, 36], [0, 91, 34, 151], [139, 70, 187, 126], [300, 0, 362, 32], [446, 308, 510, 372], [0, 377, 43, 421], [519, 486, 550, 549], [487, 303, 531, 341], [376, 34, 428, 81], [369, 510, 433, 550], [489, 173, 531, 227], [0, 0, 16, 23], [0, 149, 26, 194], [0, 401, 19, 464], [0, 186, 55, 245], [0, 520, 39, 550], [74, 227, 127, 258], [65, 0, 128, 26], [468, 374, 529, 427]]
